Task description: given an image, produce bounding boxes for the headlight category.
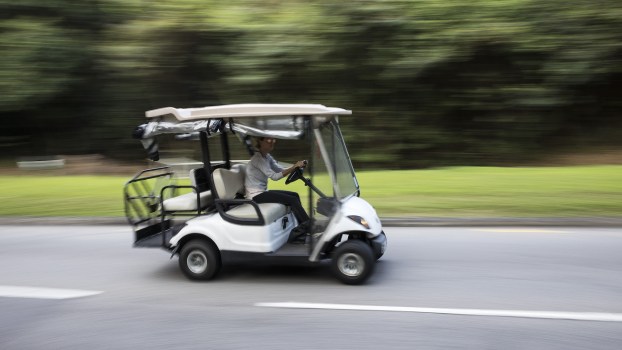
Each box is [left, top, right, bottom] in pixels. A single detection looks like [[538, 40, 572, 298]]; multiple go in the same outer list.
[[348, 215, 370, 229]]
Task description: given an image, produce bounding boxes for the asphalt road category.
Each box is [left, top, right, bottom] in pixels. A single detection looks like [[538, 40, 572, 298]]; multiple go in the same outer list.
[[1, 225, 621, 349]]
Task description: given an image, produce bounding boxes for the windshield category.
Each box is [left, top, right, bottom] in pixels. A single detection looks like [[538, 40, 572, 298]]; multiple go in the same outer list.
[[313, 118, 359, 199]]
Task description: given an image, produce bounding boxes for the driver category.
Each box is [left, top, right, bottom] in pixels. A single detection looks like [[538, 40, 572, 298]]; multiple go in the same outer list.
[[244, 137, 310, 227]]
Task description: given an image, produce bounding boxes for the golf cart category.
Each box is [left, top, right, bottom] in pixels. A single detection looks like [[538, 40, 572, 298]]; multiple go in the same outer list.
[[124, 104, 386, 285]]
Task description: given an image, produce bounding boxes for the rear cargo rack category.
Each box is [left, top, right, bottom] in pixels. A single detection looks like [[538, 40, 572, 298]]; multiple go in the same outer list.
[[124, 166, 215, 248], [124, 166, 175, 227]]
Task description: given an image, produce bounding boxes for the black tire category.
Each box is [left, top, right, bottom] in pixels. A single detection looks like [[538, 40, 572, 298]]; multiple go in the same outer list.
[[331, 240, 375, 285], [179, 239, 221, 281]]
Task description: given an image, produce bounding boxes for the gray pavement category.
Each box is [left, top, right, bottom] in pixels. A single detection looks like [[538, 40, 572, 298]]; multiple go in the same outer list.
[[1, 226, 622, 350]]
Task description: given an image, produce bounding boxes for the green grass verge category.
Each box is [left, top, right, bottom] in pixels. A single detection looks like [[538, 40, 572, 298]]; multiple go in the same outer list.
[[353, 166, 622, 217], [0, 165, 620, 218]]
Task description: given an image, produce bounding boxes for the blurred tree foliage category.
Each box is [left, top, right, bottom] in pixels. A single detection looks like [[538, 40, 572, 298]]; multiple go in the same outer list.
[[1, 0, 621, 168]]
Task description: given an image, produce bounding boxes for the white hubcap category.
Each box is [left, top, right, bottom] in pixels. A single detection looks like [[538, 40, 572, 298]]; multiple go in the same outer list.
[[187, 250, 208, 274], [338, 253, 364, 277]]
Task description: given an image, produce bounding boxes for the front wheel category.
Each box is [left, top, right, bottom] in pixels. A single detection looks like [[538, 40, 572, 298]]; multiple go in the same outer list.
[[331, 240, 375, 285], [179, 239, 221, 281]]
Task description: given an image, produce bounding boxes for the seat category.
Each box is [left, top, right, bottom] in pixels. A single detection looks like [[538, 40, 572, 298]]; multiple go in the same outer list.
[[161, 191, 213, 212], [161, 168, 213, 212], [212, 164, 287, 225]]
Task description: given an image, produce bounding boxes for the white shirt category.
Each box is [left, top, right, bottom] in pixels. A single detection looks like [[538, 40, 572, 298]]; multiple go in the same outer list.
[[244, 152, 284, 199]]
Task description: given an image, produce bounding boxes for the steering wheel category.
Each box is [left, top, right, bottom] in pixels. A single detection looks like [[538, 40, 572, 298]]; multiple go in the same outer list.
[[285, 165, 305, 185]]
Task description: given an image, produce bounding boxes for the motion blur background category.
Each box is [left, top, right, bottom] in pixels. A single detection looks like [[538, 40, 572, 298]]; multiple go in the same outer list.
[[1, 0, 621, 169]]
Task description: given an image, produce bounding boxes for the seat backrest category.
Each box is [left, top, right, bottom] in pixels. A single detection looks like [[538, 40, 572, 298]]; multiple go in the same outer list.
[[189, 168, 209, 193], [212, 164, 246, 200]]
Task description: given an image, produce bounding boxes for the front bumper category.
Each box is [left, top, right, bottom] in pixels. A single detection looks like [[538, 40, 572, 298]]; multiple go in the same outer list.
[[370, 231, 387, 258]]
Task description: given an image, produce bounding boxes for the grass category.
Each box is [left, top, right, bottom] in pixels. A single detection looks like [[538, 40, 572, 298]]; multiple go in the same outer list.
[[0, 165, 620, 218], [353, 166, 622, 217], [0, 176, 129, 217]]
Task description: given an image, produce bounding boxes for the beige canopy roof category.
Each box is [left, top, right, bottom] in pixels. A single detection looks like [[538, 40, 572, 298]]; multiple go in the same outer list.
[[146, 104, 352, 121]]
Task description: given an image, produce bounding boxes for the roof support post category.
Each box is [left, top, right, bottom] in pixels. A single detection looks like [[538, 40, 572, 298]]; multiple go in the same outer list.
[[199, 131, 210, 174], [220, 129, 231, 170]]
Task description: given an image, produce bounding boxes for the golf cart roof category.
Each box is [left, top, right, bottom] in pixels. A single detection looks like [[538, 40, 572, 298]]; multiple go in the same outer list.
[[146, 104, 352, 121], [136, 103, 352, 141]]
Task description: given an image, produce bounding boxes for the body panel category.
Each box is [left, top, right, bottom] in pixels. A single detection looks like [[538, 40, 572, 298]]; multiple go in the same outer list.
[[170, 212, 297, 253]]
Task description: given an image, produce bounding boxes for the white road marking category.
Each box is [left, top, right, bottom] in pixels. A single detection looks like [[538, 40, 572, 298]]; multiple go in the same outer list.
[[469, 228, 570, 233], [0, 285, 103, 300], [255, 302, 622, 323]]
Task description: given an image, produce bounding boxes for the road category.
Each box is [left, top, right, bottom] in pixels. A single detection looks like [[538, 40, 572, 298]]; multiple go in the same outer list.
[[1, 225, 621, 349]]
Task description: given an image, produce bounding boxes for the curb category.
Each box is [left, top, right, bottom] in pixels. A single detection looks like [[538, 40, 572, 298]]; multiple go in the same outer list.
[[1, 216, 622, 227]]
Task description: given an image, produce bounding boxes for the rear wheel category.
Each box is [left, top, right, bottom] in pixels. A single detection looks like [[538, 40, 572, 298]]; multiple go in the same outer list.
[[331, 240, 375, 285], [179, 239, 221, 281]]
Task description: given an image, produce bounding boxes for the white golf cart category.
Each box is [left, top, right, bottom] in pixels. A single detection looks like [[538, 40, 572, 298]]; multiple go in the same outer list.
[[124, 104, 386, 284]]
